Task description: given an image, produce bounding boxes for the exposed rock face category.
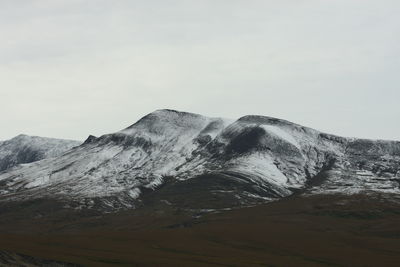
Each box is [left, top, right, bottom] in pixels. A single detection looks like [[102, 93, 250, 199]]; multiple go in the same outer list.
[[0, 135, 81, 172], [0, 110, 399, 211]]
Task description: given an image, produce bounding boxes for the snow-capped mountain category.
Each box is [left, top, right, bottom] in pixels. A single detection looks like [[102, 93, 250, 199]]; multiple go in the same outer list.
[[0, 135, 81, 172], [0, 110, 399, 211]]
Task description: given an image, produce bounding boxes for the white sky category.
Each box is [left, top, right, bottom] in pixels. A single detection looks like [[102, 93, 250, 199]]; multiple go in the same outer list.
[[0, 0, 399, 141]]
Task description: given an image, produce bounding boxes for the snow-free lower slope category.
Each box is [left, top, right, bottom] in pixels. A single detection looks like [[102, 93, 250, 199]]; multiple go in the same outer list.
[[0, 135, 81, 172], [0, 110, 399, 211]]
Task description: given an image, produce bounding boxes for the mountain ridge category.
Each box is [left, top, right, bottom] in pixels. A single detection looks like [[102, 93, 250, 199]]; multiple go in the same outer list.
[[0, 109, 399, 212]]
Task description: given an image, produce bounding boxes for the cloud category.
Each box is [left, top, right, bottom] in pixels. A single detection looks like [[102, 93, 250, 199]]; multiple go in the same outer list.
[[0, 0, 399, 140]]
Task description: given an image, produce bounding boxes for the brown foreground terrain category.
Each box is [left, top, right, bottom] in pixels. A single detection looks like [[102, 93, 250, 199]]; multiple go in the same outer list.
[[1, 194, 400, 266]]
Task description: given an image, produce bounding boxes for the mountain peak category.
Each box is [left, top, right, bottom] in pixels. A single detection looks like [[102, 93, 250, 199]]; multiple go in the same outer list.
[[141, 109, 206, 121], [123, 109, 212, 134], [238, 115, 291, 125], [152, 108, 198, 115], [0, 135, 80, 172], [10, 134, 29, 140]]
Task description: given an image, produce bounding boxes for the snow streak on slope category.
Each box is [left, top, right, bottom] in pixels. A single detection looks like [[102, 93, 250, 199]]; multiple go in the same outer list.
[[0, 109, 399, 211]]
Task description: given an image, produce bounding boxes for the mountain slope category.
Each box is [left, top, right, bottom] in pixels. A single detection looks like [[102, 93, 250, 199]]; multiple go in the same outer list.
[[0, 109, 399, 211], [0, 135, 81, 173]]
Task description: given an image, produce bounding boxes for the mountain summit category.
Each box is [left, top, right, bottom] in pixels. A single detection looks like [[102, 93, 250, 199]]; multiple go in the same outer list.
[[0, 109, 399, 211]]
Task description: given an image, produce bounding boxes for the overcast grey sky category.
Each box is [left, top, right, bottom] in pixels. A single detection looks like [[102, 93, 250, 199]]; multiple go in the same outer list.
[[0, 0, 399, 141]]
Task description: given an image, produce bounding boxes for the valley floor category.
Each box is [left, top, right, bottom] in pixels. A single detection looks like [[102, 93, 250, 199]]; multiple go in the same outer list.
[[1, 194, 400, 266]]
